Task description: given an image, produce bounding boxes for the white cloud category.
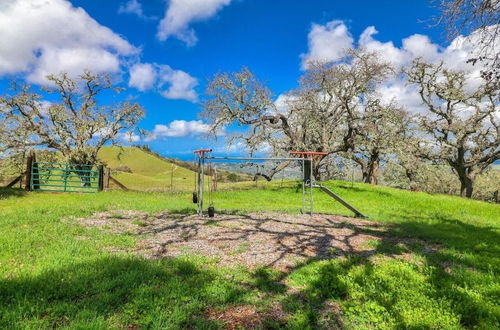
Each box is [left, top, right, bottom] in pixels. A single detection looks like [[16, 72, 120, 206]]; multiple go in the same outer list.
[[0, 0, 138, 84], [158, 66, 199, 102], [128, 62, 199, 102], [300, 20, 354, 69], [118, 131, 141, 143], [273, 94, 298, 114], [157, 0, 232, 46], [376, 81, 427, 114], [358, 26, 410, 69], [118, 0, 144, 18], [302, 20, 499, 114], [149, 120, 211, 140], [118, 0, 155, 20], [129, 63, 157, 91]]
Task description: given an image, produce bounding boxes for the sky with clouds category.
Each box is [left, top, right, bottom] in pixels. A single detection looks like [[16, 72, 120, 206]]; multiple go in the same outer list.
[[0, 0, 494, 159]]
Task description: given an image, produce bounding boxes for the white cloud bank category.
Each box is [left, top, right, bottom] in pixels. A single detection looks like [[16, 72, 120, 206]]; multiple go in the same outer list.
[[147, 120, 212, 141], [0, 0, 138, 84], [157, 0, 232, 46], [0, 0, 200, 103], [129, 63, 199, 102], [301, 19, 499, 113]]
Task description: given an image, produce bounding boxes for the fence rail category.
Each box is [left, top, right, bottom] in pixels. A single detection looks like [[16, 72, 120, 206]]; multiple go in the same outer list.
[[30, 162, 101, 193]]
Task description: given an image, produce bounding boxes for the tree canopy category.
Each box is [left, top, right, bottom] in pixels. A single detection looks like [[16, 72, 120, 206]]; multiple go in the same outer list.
[[0, 71, 144, 165]]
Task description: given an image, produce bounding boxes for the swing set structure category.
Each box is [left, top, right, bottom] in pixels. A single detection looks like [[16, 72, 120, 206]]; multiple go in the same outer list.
[[193, 149, 365, 218]]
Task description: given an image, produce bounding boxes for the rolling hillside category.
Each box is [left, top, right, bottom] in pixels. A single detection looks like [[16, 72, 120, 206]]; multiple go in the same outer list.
[[98, 146, 198, 191], [97, 146, 254, 191]]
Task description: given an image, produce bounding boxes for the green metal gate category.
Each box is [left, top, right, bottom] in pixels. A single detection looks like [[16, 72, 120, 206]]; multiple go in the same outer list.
[[31, 162, 100, 193]]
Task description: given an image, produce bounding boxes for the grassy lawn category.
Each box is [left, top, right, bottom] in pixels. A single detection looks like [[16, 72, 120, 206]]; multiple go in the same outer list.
[[0, 182, 498, 328]]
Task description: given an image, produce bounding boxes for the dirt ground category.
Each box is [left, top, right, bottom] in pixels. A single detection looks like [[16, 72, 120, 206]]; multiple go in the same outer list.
[[72, 210, 403, 271]]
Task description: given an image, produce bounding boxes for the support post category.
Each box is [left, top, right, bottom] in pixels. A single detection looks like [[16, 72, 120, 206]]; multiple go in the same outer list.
[[302, 158, 305, 214], [98, 165, 104, 191], [63, 164, 69, 192], [309, 156, 314, 215], [193, 149, 211, 215], [6, 174, 24, 188], [197, 156, 205, 215], [109, 175, 129, 191], [103, 168, 111, 191], [318, 185, 366, 218], [24, 151, 34, 191], [213, 166, 217, 192]]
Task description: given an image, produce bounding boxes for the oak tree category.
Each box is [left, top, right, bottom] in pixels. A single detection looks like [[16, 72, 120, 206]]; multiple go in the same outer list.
[[406, 59, 499, 197], [0, 71, 144, 182], [202, 50, 393, 179]]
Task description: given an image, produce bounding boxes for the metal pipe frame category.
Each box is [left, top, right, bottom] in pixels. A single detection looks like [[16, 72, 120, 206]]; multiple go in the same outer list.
[[204, 156, 302, 161], [196, 155, 310, 215]]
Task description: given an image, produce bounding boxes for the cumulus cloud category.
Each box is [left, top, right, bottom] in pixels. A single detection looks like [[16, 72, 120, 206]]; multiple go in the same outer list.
[[129, 63, 157, 91], [157, 0, 232, 46], [158, 66, 199, 102], [147, 120, 212, 141], [301, 20, 499, 114], [128, 63, 199, 102], [0, 0, 138, 84], [300, 20, 354, 69], [273, 94, 298, 114]]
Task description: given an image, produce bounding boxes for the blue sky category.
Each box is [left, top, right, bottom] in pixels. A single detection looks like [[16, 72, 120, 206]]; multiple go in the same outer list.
[[0, 0, 459, 159]]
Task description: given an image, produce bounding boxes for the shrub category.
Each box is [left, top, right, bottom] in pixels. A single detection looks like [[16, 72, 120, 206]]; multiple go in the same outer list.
[[114, 164, 133, 173]]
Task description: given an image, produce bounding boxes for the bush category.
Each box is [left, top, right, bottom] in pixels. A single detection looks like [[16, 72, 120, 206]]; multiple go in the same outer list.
[[227, 173, 240, 182], [114, 164, 133, 173]]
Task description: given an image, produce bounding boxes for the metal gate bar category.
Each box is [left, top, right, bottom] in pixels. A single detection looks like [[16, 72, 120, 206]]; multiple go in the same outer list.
[[31, 162, 100, 193]]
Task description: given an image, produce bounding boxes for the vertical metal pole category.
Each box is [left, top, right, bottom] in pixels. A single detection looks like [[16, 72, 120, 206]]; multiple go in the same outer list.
[[309, 156, 314, 215], [301, 158, 305, 214], [201, 156, 205, 214], [64, 164, 69, 192], [197, 155, 205, 215], [197, 157, 201, 215]]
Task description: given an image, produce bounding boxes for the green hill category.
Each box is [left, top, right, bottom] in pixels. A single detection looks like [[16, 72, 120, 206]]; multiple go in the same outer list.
[[98, 146, 198, 191], [97, 146, 253, 191]]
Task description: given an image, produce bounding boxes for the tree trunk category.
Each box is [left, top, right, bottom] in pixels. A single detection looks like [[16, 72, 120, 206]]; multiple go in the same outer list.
[[456, 166, 475, 198], [459, 176, 474, 198], [405, 168, 419, 191], [362, 154, 379, 186], [74, 164, 93, 187]]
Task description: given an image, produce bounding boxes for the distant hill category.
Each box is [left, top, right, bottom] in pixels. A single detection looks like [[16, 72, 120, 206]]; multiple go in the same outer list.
[[97, 146, 252, 191], [98, 146, 198, 191]]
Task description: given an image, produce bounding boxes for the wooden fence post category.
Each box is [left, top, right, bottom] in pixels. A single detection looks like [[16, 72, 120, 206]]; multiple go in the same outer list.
[[103, 167, 111, 191], [24, 151, 34, 191], [98, 165, 104, 191]]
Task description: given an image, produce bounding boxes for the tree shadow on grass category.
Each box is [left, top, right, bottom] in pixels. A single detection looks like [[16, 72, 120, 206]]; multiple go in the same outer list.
[[0, 187, 26, 200], [279, 215, 500, 328], [0, 256, 250, 329], [31, 210, 498, 328]]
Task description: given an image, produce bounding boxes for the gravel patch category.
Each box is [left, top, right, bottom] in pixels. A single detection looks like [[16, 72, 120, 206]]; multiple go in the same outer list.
[[72, 210, 397, 270]]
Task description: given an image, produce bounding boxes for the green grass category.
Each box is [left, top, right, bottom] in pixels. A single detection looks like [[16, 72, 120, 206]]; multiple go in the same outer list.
[[0, 182, 499, 328], [98, 146, 199, 191]]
